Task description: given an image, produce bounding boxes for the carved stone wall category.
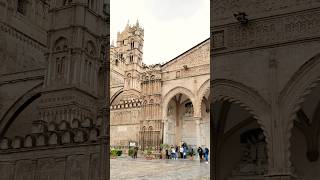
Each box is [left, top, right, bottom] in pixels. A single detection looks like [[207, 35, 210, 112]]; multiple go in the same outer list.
[[211, 1, 320, 179], [0, 118, 100, 180]]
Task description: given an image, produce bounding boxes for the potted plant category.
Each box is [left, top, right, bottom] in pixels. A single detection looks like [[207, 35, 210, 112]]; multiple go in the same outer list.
[[110, 148, 122, 159], [144, 148, 153, 160]]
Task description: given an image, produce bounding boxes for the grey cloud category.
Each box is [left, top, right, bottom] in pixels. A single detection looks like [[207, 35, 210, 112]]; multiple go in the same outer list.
[[146, 0, 203, 21]]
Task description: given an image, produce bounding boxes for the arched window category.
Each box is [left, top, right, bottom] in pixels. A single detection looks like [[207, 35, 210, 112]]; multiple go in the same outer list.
[[130, 55, 134, 63], [115, 59, 119, 66], [54, 37, 68, 52], [56, 57, 65, 79], [88, 62, 92, 82], [17, 0, 27, 15]]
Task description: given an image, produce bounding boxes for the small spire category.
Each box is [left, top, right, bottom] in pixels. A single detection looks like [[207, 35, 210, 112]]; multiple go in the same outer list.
[[136, 19, 139, 27]]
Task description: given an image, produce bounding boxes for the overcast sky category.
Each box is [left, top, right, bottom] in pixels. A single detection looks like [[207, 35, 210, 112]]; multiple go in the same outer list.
[[110, 0, 210, 65]]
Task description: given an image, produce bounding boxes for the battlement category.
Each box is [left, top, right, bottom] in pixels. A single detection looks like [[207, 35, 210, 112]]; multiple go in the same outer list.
[[0, 118, 100, 151]]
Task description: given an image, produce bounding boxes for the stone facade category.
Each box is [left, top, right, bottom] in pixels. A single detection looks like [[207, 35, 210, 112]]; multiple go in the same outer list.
[[0, 0, 110, 179], [110, 23, 210, 150], [211, 1, 320, 179]]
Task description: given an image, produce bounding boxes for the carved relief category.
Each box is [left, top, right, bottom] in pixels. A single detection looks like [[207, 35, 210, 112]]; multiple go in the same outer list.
[[230, 129, 267, 178]]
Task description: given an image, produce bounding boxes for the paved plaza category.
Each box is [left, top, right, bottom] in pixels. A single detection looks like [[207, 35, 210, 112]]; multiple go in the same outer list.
[[110, 158, 210, 180]]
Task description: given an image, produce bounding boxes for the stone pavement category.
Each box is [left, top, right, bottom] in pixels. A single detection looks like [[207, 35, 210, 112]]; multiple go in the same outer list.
[[110, 157, 210, 180]]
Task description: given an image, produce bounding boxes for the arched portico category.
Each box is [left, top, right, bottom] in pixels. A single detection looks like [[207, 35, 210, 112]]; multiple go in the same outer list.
[[280, 53, 320, 179], [162, 86, 202, 147], [211, 79, 271, 179]]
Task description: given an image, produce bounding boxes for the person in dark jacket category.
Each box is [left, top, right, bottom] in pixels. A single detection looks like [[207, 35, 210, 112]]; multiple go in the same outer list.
[[197, 147, 203, 161], [204, 147, 209, 163]]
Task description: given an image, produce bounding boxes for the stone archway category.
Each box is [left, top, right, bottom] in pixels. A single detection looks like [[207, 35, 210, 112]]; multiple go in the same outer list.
[[280, 53, 320, 178], [162, 86, 199, 146], [0, 82, 43, 138], [211, 79, 271, 180], [198, 79, 210, 147], [162, 86, 196, 119]]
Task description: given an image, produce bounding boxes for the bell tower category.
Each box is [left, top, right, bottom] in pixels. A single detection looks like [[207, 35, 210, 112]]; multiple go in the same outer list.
[[112, 20, 144, 98], [39, 0, 109, 123]]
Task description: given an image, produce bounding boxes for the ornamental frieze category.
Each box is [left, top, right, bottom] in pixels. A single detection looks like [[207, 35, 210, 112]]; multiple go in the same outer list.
[[213, 9, 320, 52], [212, 0, 320, 22]]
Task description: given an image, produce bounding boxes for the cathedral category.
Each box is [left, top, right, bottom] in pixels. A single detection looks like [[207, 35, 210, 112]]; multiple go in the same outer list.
[[110, 22, 210, 150]]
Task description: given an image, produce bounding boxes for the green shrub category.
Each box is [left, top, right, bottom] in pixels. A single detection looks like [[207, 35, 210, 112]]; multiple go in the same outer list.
[[160, 144, 170, 149], [116, 150, 122, 156], [144, 148, 152, 156], [111, 149, 122, 157]]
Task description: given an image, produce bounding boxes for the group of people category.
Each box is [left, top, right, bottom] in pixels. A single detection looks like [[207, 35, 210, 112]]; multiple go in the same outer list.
[[164, 144, 209, 163], [197, 146, 209, 164], [166, 144, 189, 159]]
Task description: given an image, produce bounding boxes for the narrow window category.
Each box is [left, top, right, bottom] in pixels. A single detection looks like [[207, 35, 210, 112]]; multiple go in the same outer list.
[[130, 55, 134, 62], [17, 0, 26, 15]]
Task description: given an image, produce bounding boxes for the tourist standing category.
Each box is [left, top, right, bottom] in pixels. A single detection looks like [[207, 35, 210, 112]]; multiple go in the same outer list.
[[171, 146, 176, 159], [180, 146, 184, 158], [175, 146, 179, 159], [190, 148, 194, 158], [183, 146, 187, 159], [133, 146, 138, 159], [204, 147, 209, 164], [166, 149, 170, 159], [198, 147, 203, 161]]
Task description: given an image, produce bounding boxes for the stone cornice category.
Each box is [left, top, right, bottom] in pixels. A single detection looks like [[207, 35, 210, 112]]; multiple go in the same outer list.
[[0, 69, 44, 85]]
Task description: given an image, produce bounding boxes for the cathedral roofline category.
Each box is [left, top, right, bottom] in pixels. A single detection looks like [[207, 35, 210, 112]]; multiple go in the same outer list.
[[161, 38, 210, 67]]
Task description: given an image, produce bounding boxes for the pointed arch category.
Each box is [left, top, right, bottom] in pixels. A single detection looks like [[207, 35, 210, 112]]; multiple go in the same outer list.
[[162, 86, 196, 119], [0, 82, 43, 138], [280, 52, 320, 168]]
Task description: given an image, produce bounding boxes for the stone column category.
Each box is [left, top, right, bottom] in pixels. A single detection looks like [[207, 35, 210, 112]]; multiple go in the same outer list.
[[163, 119, 168, 144], [265, 53, 295, 180], [194, 117, 201, 147]]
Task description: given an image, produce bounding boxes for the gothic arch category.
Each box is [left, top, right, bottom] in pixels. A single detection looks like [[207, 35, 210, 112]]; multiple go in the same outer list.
[[280, 52, 320, 168], [86, 41, 97, 56], [0, 82, 43, 138], [197, 79, 210, 115], [53, 36, 68, 51], [211, 79, 271, 141], [110, 88, 123, 105], [162, 86, 196, 119]]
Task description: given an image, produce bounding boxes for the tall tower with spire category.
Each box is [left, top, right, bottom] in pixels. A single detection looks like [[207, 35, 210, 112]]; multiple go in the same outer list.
[[39, 0, 109, 123], [111, 20, 144, 99]]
